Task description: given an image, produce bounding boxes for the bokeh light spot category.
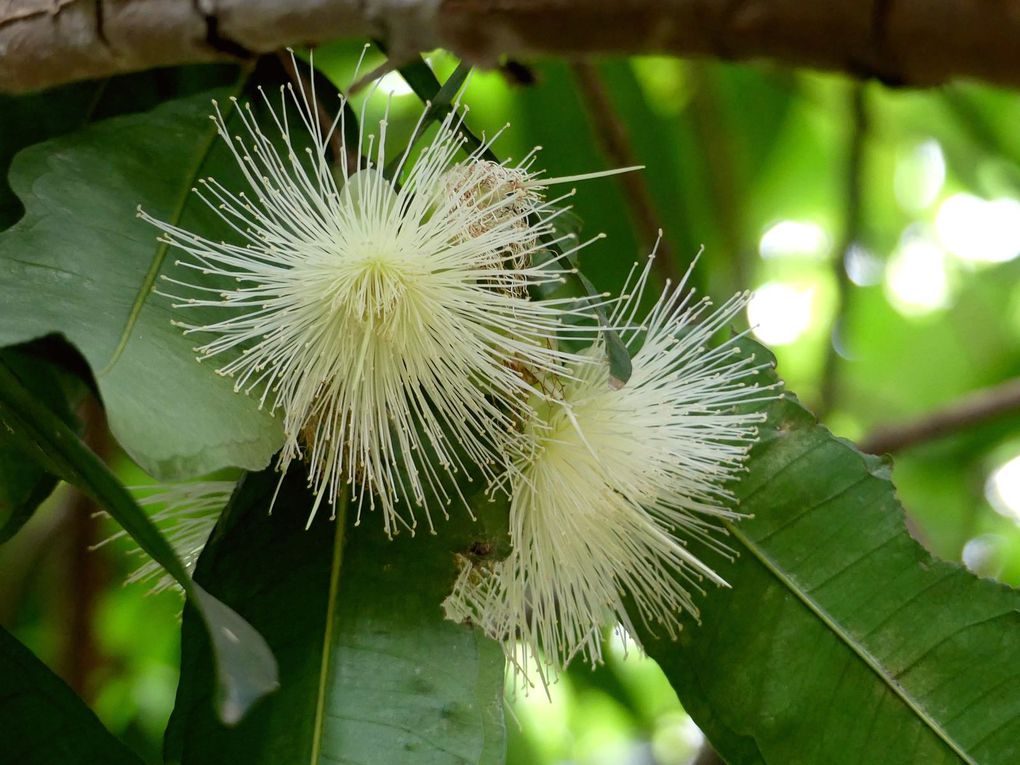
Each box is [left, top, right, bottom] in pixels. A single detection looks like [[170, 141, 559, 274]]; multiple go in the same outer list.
[[759, 220, 829, 260], [986, 454, 1020, 523], [935, 193, 1020, 264], [747, 282, 816, 346], [895, 139, 945, 212], [884, 235, 950, 315]]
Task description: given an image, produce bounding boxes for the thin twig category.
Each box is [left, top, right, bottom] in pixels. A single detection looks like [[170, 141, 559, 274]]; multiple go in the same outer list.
[[570, 59, 681, 285], [859, 378, 1020, 455], [686, 62, 749, 293], [63, 396, 110, 700], [276, 51, 351, 170], [693, 741, 726, 765], [817, 83, 867, 418]]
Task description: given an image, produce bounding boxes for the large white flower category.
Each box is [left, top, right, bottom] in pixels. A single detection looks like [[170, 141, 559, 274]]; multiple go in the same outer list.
[[444, 256, 774, 677], [140, 67, 617, 535]]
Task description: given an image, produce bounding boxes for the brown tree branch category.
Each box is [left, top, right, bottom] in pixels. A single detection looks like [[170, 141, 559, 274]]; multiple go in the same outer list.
[[693, 741, 726, 765], [62, 395, 110, 700], [570, 59, 680, 285], [858, 378, 1020, 455], [2, 0, 1020, 94], [817, 83, 868, 419]]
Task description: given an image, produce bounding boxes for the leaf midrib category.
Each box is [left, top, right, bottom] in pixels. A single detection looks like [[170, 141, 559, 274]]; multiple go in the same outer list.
[[309, 493, 349, 765], [97, 73, 248, 378], [725, 515, 975, 765]]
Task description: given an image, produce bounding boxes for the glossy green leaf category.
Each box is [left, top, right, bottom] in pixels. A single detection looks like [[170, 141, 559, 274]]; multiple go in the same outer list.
[[0, 86, 283, 479], [395, 56, 491, 161], [0, 66, 239, 232], [0, 83, 106, 231], [0, 359, 278, 724], [0, 625, 143, 764], [642, 356, 1020, 764], [166, 468, 506, 765]]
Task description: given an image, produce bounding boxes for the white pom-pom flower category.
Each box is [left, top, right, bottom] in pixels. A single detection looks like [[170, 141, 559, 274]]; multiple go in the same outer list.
[[139, 60, 630, 535], [444, 255, 775, 678]]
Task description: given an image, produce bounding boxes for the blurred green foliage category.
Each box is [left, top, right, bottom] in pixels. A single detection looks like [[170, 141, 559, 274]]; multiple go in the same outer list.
[[3, 43, 1020, 763]]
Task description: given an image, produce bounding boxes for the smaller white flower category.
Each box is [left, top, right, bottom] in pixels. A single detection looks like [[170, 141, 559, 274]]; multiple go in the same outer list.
[[95, 481, 234, 594], [445, 254, 775, 678]]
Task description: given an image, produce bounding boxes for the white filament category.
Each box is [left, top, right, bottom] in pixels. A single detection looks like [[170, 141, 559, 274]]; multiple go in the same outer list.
[[94, 481, 234, 594]]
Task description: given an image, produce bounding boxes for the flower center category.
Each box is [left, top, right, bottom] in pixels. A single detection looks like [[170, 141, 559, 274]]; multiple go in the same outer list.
[[348, 253, 408, 324], [316, 238, 418, 336]]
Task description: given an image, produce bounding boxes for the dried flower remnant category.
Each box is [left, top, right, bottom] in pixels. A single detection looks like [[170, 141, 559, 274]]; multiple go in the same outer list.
[[442, 160, 541, 298]]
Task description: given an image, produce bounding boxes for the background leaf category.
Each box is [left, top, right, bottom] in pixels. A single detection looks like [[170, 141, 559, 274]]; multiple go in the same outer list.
[[0, 66, 239, 232], [0, 625, 143, 764], [0, 86, 283, 479], [0, 346, 85, 543], [642, 352, 1020, 764], [166, 468, 506, 765]]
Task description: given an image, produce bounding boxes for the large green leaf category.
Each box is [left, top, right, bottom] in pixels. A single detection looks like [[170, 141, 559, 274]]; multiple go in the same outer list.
[[166, 468, 506, 764], [0, 625, 143, 764], [0, 68, 241, 532], [0, 86, 283, 478], [0, 69, 240, 530], [0, 66, 238, 231], [0, 359, 278, 724], [0, 82, 106, 231], [642, 364, 1020, 764]]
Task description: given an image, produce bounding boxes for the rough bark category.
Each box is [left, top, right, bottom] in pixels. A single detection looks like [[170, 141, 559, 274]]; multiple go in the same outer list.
[[1, 0, 1019, 94]]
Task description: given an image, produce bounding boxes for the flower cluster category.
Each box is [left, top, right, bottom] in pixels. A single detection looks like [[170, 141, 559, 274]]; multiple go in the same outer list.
[[140, 57, 772, 677]]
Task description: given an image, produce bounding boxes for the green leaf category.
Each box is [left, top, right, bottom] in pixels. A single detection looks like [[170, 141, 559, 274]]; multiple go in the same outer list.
[[0, 359, 279, 724], [0, 452, 55, 544], [0, 625, 144, 764], [385, 61, 478, 181], [0, 85, 283, 479], [0, 346, 84, 543], [0, 82, 106, 230], [642, 355, 1020, 764], [0, 66, 240, 232], [394, 56, 492, 162], [166, 468, 506, 765]]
